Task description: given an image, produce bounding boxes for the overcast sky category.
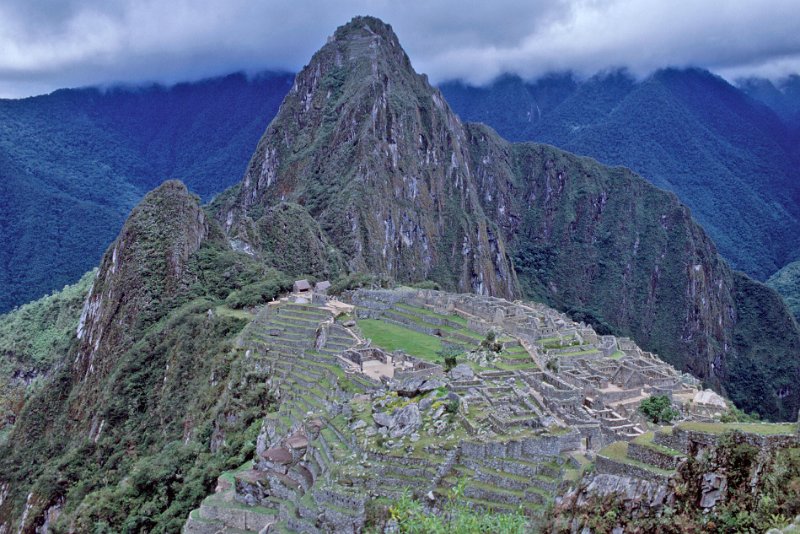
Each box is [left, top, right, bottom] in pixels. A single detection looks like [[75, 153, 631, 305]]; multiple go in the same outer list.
[[2, 0, 800, 98]]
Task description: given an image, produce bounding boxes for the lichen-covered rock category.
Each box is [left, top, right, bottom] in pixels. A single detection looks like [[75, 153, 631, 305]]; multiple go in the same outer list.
[[450, 364, 475, 381]]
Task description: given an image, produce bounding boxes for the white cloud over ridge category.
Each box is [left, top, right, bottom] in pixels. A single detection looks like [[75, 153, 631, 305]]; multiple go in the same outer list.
[[1, 0, 799, 98]]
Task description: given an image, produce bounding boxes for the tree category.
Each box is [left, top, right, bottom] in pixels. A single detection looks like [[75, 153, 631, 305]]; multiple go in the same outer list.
[[639, 395, 679, 424]]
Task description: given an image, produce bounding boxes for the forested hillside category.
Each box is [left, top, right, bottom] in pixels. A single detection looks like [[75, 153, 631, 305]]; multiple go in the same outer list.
[[0, 71, 293, 313]]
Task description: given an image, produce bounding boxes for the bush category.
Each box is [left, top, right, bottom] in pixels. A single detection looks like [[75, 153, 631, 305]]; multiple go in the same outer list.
[[410, 280, 440, 290], [480, 330, 502, 353], [225, 273, 292, 309], [638, 395, 679, 424], [437, 344, 462, 371]]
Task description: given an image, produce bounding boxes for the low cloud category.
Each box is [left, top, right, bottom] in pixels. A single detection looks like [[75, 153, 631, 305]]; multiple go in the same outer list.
[[1, 0, 799, 97]]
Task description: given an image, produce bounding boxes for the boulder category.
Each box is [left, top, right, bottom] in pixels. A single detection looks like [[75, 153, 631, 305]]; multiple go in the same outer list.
[[449, 364, 474, 381], [373, 412, 393, 428], [395, 377, 425, 397], [693, 389, 727, 409], [419, 378, 446, 393], [699, 472, 727, 509], [372, 405, 422, 438], [390, 404, 422, 438]]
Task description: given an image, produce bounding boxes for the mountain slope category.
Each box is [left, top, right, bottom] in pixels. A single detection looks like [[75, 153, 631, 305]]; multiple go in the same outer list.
[[213, 19, 519, 298], [440, 70, 800, 281], [0, 72, 293, 313], [0, 181, 288, 532], [214, 17, 799, 420], [767, 259, 800, 321], [1, 14, 799, 533]]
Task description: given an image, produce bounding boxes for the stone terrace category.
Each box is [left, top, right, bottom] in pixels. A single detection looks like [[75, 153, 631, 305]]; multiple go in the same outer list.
[[183, 288, 725, 533]]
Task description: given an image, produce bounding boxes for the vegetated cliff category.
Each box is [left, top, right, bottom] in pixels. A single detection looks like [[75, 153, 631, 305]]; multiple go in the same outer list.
[[441, 69, 800, 281], [0, 272, 93, 442], [214, 16, 799, 420], [768, 259, 800, 322], [0, 181, 290, 532], [70, 180, 209, 427]]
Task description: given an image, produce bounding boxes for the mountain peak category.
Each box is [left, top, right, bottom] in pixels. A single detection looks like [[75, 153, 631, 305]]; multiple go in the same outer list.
[[332, 16, 398, 43], [318, 15, 414, 81], [214, 15, 518, 298]]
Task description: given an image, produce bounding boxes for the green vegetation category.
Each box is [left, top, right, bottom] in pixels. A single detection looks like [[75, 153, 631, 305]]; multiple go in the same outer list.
[[437, 344, 462, 371], [385, 482, 527, 533], [225, 273, 293, 309], [639, 395, 679, 424], [442, 69, 800, 281], [767, 259, 800, 321], [358, 319, 442, 361], [0, 213, 290, 531], [0, 271, 94, 439], [597, 442, 675, 477], [678, 421, 797, 436], [558, 431, 800, 533], [0, 71, 293, 314], [480, 330, 503, 353]]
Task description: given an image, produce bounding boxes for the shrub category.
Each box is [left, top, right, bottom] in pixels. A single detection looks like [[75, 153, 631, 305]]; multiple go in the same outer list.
[[480, 331, 503, 353], [225, 273, 292, 309], [638, 395, 679, 424], [437, 344, 462, 371]]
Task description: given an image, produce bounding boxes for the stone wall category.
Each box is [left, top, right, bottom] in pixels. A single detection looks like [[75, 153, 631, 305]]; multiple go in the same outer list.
[[595, 456, 672, 483], [627, 443, 684, 470]]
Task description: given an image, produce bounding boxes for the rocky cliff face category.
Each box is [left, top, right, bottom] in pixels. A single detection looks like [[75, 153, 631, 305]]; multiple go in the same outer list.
[[214, 17, 518, 298], [212, 16, 799, 420], [465, 125, 738, 392]]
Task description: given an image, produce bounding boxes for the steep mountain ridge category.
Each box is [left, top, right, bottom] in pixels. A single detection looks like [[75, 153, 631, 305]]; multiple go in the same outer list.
[[71, 181, 208, 426], [214, 18, 519, 298], [441, 69, 800, 281]]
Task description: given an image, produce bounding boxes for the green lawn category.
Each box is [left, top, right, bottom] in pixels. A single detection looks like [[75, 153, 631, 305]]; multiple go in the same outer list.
[[678, 422, 797, 436], [632, 432, 684, 456], [357, 319, 442, 361]]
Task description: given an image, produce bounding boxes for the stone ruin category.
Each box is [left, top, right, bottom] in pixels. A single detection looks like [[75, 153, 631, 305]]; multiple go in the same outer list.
[[184, 287, 738, 533]]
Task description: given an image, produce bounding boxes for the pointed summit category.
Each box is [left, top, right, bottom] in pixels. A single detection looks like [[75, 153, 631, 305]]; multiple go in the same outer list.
[[216, 16, 518, 297]]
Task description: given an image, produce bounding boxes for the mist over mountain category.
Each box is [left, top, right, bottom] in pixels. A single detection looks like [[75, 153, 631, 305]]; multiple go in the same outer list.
[[1, 15, 799, 534]]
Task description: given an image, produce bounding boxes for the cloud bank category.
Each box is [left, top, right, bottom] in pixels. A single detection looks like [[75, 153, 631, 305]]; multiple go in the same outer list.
[[1, 0, 800, 98]]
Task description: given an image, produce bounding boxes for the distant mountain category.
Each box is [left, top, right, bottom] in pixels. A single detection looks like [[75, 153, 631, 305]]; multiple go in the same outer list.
[[767, 259, 800, 322], [0, 71, 293, 313], [440, 69, 800, 281], [739, 74, 800, 131], [2, 16, 800, 532]]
